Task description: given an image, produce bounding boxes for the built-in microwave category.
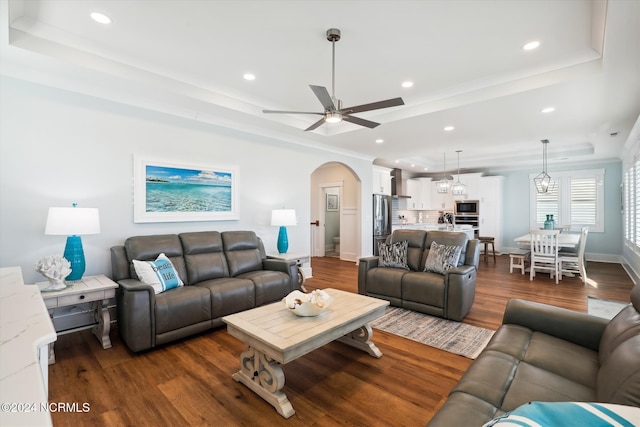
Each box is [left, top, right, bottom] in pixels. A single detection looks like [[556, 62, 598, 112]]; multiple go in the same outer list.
[[454, 200, 479, 216]]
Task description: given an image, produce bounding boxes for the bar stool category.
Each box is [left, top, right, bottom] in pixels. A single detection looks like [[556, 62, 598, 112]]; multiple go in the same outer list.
[[479, 236, 496, 263]]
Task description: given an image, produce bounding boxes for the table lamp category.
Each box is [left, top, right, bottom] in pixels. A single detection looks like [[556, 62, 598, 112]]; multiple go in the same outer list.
[[45, 203, 101, 281], [271, 209, 297, 254]]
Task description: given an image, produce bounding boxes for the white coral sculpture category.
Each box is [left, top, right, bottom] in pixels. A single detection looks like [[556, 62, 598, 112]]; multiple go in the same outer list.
[[35, 255, 72, 290]]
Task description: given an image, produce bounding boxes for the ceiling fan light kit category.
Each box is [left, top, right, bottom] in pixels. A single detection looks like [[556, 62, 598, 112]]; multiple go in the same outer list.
[[262, 28, 404, 131]]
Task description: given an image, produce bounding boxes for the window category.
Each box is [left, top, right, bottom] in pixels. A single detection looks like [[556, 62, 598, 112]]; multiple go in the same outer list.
[[624, 158, 640, 251], [530, 169, 604, 232]]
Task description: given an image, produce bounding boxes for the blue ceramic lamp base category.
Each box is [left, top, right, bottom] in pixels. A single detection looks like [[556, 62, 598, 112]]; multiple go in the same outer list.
[[63, 235, 86, 281], [277, 226, 289, 254]]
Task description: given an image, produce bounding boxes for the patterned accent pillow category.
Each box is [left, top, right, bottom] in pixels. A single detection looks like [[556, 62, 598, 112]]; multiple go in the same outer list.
[[424, 241, 462, 274], [482, 401, 640, 426], [378, 240, 409, 270], [132, 253, 184, 294]]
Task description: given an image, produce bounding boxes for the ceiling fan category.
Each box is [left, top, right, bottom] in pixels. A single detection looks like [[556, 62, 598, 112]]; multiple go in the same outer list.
[[263, 28, 405, 131]]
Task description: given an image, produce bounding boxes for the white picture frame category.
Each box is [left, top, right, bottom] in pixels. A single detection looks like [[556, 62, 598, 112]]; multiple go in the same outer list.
[[134, 157, 239, 223]]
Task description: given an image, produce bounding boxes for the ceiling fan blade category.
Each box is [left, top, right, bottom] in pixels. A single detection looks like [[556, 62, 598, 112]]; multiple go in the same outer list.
[[305, 117, 327, 131], [343, 97, 405, 114], [342, 115, 380, 129], [309, 85, 336, 111], [263, 110, 324, 115]]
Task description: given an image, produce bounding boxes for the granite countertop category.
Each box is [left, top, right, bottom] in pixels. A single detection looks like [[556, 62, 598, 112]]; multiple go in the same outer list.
[[392, 223, 477, 232]]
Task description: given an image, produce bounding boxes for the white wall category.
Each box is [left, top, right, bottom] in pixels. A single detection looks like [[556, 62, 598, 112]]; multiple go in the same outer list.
[[0, 76, 374, 283]]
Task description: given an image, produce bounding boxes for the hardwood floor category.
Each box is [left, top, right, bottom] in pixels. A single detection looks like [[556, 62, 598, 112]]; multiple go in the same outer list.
[[48, 256, 634, 426]]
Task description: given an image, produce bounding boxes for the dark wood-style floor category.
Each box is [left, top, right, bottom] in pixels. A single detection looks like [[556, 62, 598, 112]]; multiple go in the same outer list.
[[48, 256, 634, 426]]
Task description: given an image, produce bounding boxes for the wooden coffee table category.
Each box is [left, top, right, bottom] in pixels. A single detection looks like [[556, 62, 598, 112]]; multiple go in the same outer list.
[[222, 288, 389, 418]]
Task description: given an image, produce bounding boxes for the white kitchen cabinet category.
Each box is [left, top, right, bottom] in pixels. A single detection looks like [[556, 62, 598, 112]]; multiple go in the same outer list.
[[479, 176, 504, 251], [372, 166, 392, 195], [452, 173, 483, 201], [405, 178, 420, 209], [430, 182, 454, 211], [404, 177, 433, 210], [416, 177, 432, 209]]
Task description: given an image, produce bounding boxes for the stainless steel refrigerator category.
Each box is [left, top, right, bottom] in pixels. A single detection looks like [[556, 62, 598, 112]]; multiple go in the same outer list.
[[373, 194, 392, 255]]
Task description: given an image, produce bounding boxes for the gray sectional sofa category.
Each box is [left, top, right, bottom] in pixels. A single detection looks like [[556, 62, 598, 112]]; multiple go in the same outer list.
[[427, 284, 640, 426], [358, 229, 480, 321], [110, 230, 298, 352]]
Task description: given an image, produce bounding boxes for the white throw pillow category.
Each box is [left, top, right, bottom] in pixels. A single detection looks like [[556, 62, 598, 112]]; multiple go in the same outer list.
[[132, 253, 184, 294]]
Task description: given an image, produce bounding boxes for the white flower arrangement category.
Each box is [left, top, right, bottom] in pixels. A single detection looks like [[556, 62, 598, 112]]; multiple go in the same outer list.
[[35, 255, 72, 290]]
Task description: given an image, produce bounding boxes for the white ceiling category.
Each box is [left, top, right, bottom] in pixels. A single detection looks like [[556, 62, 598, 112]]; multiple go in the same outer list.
[[2, 0, 639, 174]]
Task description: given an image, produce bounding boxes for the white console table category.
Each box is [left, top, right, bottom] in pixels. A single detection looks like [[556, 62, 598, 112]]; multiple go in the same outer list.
[[0, 266, 56, 427]]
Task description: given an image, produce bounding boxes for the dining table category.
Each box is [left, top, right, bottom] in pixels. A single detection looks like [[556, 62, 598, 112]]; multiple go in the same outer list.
[[514, 232, 580, 249]]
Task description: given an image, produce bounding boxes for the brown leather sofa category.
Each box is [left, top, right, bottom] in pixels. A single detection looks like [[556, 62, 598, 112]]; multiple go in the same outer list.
[[358, 229, 480, 321], [110, 230, 298, 352], [427, 284, 640, 426]]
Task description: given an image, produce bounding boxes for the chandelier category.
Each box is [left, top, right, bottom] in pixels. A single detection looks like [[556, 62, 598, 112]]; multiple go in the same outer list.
[[451, 150, 466, 196], [533, 139, 555, 193], [436, 152, 451, 194]]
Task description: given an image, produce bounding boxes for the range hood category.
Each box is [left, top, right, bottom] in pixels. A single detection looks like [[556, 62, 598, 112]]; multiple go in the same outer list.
[[391, 168, 411, 198]]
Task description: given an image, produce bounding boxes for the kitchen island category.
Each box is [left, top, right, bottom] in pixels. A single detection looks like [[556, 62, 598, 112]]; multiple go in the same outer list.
[[392, 223, 476, 240]]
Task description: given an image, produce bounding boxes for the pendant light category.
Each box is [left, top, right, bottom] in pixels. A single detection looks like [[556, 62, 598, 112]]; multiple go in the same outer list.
[[533, 139, 555, 193], [451, 150, 466, 196], [436, 152, 450, 194]]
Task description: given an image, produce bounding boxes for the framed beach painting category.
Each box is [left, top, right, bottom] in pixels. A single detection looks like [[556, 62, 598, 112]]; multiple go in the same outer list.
[[134, 158, 238, 223]]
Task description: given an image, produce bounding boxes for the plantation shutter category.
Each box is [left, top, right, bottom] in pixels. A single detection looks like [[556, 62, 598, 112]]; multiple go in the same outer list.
[[570, 177, 596, 226], [536, 180, 558, 225], [635, 160, 640, 248], [624, 168, 632, 242]]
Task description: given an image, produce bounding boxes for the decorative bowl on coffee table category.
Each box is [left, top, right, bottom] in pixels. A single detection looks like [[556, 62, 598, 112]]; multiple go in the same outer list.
[[283, 289, 333, 317]]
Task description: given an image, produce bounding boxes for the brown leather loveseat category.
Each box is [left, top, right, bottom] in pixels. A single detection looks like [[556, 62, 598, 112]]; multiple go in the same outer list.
[[110, 230, 298, 352], [358, 229, 480, 321]]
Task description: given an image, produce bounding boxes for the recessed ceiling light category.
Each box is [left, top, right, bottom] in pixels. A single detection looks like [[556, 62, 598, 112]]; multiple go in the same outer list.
[[541, 107, 555, 113], [444, 126, 455, 132], [395, 160, 400, 163], [424, 167, 429, 171], [90, 12, 111, 24], [411, 164, 415, 167], [401, 81, 414, 88], [522, 41, 540, 51], [243, 73, 256, 81], [375, 139, 384, 144]]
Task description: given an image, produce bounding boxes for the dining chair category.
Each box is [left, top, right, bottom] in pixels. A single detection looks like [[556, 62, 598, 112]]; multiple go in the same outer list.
[[530, 229, 561, 284], [559, 227, 589, 284]]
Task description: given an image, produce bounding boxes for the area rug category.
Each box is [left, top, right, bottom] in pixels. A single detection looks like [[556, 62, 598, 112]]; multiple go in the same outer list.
[[587, 296, 629, 320], [369, 307, 494, 359]]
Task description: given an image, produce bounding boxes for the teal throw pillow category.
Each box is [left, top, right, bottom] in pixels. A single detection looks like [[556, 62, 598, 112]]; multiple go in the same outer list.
[[483, 401, 640, 427]]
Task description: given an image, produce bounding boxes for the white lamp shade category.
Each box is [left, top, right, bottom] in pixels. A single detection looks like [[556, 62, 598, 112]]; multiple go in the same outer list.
[[45, 207, 101, 235], [271, 209, 297, 227]]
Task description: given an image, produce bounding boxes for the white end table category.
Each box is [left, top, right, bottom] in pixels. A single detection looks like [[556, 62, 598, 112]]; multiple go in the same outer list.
[[267, 252, 312, 288], [38, 275, 118, 364]]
